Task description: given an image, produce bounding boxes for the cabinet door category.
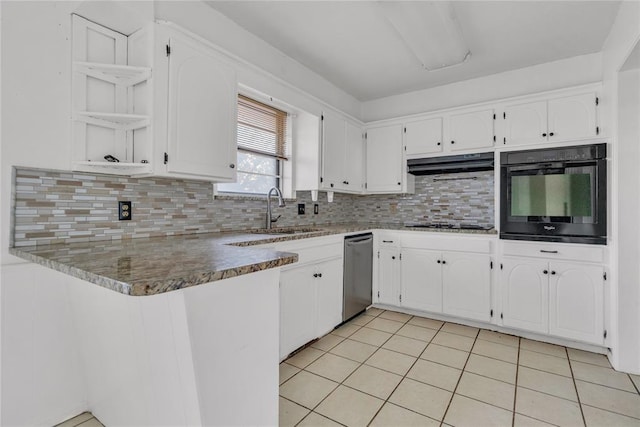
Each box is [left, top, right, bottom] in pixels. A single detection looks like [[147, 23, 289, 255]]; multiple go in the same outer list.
[[548, 93, 598, 142], [167, 34, 237, 180], [321, 112, 346, 191], [442, 252, 491, 322], [366, 125, 403, 193], [316, 257, 344, 337], [377, 247, 400, 306], [500, 257, 548, 334], [503, 101, 548, 146], [344, 121, 363, 192], [404, 118, 443, 156], [449, 109, 495, 152], [280, 266, 316, 359], [549, 262, 604, 345], [400, 249, 442, 313]]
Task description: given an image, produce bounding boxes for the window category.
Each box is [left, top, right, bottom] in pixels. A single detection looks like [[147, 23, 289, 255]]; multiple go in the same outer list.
[[218, 95, 290, 195]]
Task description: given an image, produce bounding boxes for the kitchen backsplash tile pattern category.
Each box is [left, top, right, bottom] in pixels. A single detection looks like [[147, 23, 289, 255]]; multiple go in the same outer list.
[[12, 167, 494, 246]]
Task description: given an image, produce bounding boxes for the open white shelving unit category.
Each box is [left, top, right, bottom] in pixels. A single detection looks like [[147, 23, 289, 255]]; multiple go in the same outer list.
[[71, 15, 153, 175]]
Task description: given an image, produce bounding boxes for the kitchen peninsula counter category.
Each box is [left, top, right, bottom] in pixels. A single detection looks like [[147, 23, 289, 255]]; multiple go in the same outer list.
[[9, 223, 496, 296]]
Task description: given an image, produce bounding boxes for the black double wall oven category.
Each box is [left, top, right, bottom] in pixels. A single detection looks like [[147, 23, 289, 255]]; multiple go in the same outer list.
[[500, 143, 607, 245]]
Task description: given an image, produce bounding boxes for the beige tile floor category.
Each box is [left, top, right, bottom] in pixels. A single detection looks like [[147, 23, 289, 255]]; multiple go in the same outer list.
[[280, 308, 640, 427], [55, 412, 104, 427]]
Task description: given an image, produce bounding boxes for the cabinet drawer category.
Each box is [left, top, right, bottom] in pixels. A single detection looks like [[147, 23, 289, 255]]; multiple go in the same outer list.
[[401, 233, 492, 254], [376, 231, 401, 247], [271, 240, 343, 266], [501, 241, 604, 263]]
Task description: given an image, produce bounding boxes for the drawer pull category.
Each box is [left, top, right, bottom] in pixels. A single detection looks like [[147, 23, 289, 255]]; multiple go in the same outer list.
[[540, 250, 558, 254], [382, 240, 394, 243]]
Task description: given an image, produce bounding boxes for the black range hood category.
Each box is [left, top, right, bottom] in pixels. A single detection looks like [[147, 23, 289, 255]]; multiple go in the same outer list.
[[407, 152, 495, 175]]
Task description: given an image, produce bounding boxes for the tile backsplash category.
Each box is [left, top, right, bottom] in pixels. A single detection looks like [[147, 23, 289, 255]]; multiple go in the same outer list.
[[12, 167, 494, 246]]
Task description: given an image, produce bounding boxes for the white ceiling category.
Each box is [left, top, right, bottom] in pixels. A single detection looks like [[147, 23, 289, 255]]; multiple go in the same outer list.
[[205, 1, 621, 102]]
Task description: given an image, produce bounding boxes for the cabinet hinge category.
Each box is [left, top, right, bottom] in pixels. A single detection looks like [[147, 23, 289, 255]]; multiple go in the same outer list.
[[493, 113, 496, 120], [490, 309, 494, 317], [596, 126, 600, 135], [166, 44, 171, 57], [604, 330, 607, 339], [603, 271, 607, 280], [503, 112, 506, 119], [493, 135, 496, 142], [490, 261, 493, 269], [596, 96, 599, 106], [164, 152, 168, 164]]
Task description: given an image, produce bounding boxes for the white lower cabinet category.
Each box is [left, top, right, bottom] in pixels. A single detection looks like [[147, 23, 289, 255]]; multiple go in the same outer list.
[[500, 256, 604, 345], [278, 238, 344, 360], [316, 257, 344, 337], [549, 262, 604, 345], [501, 257, 549, 333], [442, 252, 492, 322], [378, 235, 493, 323], [280, 266, 316, 359], [400, 249, 442, 313], [376, 246, 400, 306]]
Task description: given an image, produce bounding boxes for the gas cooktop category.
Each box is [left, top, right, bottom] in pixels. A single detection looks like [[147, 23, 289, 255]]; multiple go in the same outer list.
[[405, 224, 494, 231]]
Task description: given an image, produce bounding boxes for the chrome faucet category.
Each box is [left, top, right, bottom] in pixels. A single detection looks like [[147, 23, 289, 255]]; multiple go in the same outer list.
[[266, 187, 285, 229]]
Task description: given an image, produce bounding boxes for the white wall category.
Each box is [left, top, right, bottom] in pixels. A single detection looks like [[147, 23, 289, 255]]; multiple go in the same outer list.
[[601, 0, 640, 374], [0, 2, 156, 424], [361, 53, 603, 122]]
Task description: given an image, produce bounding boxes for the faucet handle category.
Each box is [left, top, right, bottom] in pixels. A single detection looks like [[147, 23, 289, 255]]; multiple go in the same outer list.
[[271, 215, 282, 223]]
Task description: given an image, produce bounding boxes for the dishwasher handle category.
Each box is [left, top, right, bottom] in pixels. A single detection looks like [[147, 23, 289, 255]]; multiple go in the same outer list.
[[345, 234, 373, 244]]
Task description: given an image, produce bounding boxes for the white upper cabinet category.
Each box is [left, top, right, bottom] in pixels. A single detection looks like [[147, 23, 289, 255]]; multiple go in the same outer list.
[[404, 117, 443, 156], [501, 92, 599, 146], [345, 121, 364, 191], [547, 93, 598, 142], [448, 108, 496, 152], [365, 124, 404, 193], [71, 15, 153, 175], [321, 112, 363, 193], [164, 30, 237, 181], [502, 101, 548, 146]]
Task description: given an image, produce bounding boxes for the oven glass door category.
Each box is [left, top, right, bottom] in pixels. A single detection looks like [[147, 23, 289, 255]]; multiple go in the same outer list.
[[506, 163, 597, 225]]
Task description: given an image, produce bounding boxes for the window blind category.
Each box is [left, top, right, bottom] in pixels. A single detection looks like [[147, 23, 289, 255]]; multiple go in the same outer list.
[[237, 95, 289, 160]]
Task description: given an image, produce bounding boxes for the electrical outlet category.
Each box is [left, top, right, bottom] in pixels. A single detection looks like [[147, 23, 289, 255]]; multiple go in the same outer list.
[[119, 201, 132, 221], [314, 204, 319, 214], [297, 203, 305, 215]]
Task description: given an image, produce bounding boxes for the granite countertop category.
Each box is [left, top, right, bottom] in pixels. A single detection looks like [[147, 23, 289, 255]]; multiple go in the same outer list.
[[9, 223, 496, 296]]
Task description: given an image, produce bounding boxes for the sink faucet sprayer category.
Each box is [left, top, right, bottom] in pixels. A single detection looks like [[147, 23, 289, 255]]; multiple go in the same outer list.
[[265, 187, 285, 229]]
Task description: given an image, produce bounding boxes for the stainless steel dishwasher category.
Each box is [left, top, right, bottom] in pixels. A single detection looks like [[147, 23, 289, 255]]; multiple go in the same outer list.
[[343, 233, 373, 321]]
